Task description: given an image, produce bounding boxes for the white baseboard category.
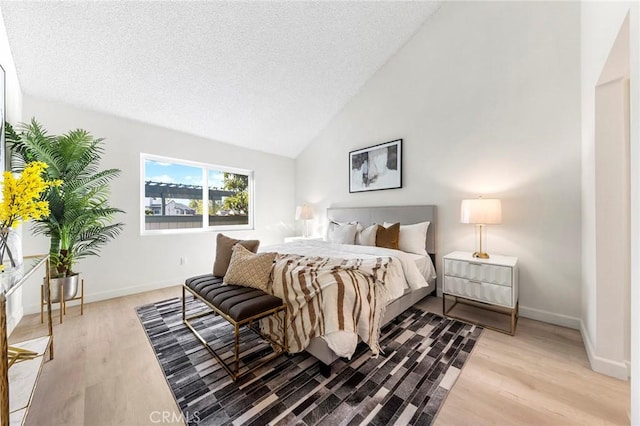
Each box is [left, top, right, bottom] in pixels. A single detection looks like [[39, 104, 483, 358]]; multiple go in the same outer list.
[[580, 320, 630, 380], [519, 304, 581, 330], [22, 279, 181, 315], [7, 305, 24, 336], [18, 281, 633, 383]]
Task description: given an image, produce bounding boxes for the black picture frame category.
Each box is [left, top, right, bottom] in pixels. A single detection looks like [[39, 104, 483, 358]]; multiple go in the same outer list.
[[349, 139, 402, 193]]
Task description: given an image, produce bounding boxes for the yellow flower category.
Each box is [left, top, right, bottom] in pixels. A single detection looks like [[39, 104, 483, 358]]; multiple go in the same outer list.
[[0, 161, 58, 229]]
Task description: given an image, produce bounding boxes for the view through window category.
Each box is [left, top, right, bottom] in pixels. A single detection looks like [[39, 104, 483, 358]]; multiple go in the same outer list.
[[142, 155, 253, 232]]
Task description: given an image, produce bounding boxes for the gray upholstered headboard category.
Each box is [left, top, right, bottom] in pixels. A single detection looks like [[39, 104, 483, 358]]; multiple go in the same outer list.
[[326, 205, 437, 255]]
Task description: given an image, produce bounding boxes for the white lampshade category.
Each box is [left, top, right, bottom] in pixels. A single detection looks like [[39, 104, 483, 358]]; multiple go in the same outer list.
[[295, 205, 314, 221], [460, 198, 502, 225]]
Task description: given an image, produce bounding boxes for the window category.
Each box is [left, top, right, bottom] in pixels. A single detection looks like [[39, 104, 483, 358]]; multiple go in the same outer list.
[[141, 154, 253, 233]]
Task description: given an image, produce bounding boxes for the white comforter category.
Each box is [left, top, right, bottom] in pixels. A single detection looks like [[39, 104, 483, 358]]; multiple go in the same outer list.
[[264, 240, 435, 302]]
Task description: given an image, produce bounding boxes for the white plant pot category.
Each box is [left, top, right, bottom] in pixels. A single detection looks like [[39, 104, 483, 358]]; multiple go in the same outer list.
[[44, 274, 80, 303]]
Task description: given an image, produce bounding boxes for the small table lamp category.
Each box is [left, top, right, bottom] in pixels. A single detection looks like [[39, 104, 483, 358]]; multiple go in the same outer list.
[[460, 198, 502, 259], [295, 205, 314, 237]]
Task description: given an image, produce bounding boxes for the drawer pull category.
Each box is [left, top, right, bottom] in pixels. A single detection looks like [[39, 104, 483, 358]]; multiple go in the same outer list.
[[469, 262, 483, 266], [468, 280, 482, 285]]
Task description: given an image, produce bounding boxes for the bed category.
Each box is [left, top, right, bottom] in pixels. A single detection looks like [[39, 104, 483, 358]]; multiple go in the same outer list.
[[265, 205, 437, 374]]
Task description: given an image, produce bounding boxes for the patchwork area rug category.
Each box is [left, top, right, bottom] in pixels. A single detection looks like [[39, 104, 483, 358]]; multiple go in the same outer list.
[[136, 297, 482, 426]]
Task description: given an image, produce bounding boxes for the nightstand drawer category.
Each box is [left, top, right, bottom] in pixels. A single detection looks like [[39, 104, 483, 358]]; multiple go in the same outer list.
[[444, 259, 513, 287], [443, 276, 513, 308]]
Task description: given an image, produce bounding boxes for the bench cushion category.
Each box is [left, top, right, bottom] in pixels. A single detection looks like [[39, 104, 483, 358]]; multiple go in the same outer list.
[[185, 274, 283, 322]]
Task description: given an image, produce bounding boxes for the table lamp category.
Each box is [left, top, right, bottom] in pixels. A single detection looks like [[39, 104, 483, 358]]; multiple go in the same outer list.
[[295, 205, 314, 237], [460, 198, 502, 259]]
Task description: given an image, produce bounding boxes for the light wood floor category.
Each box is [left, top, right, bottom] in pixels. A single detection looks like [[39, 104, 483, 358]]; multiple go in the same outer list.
[[9, 287, 630, 425]]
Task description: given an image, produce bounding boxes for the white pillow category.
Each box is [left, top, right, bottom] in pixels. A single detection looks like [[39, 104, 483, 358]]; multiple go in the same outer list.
[[383, 221, 430, 255], [325, 220, 347, 241], [325, 220, 341, 241], [328, 223, 358, 244], [355, 223, 379, 246]]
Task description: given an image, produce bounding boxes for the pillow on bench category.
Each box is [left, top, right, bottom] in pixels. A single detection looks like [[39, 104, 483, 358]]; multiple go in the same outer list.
[[213, 233, 260, 277], [223, 244, 277, 292]]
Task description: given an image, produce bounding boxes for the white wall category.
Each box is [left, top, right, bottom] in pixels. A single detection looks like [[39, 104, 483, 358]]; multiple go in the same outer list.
[[296, 1, 582, 327], [593, 77, 629, 370], [0, 6, 23, 334], [580, 0, 640, 416], [18, 95, 296, 314], [632, 7, 640, 421]]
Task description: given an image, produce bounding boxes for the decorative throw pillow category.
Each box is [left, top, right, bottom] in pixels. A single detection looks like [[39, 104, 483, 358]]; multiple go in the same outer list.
[[355, 223, 379, 246], [325, 220, 349, 241], [213, 233, 260, 277], [383, 221, 430, 255], [376, 223, 400, 250], [327, 222, 358, 244], [223, 244, 277, 292]]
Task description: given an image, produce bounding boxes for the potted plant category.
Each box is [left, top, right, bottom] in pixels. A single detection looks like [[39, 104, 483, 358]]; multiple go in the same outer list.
[[6, 119, 124, 302]]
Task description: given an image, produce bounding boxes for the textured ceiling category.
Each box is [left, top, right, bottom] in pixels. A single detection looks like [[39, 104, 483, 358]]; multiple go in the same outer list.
[[0, 1, 441, 158]]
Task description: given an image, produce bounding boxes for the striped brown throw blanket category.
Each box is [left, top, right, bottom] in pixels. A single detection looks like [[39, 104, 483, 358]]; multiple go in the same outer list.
[[261, 253, 393, 358]]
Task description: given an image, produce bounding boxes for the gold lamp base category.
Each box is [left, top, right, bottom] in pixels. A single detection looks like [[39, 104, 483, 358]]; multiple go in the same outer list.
[[472, 224, 491, 259], [473, 251, 490, 259]]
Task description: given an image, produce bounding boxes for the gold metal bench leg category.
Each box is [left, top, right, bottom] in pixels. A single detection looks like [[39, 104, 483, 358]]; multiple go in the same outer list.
[[234, 323, 240, 377], [284, 309, 288, 353], [182, 286, 186, 321]]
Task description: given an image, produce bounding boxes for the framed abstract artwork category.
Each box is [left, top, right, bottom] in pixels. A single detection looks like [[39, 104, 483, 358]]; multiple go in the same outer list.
[[349, 139, 402, 193]]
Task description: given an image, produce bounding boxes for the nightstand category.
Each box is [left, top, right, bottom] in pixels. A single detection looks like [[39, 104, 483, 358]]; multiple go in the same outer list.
[[442, 251, 519, 335], [284, 236, 323, 243]]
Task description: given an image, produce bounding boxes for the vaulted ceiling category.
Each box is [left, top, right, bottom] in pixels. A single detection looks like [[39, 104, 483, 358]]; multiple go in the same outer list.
[[0, 1, 441, 158]]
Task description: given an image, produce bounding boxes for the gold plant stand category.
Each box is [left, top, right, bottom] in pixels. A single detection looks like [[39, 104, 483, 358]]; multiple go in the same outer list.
[[40, 279, 84, 324]]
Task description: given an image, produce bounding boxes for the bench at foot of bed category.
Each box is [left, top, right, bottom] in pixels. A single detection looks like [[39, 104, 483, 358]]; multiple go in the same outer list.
[[182, 274, 287, 381]]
